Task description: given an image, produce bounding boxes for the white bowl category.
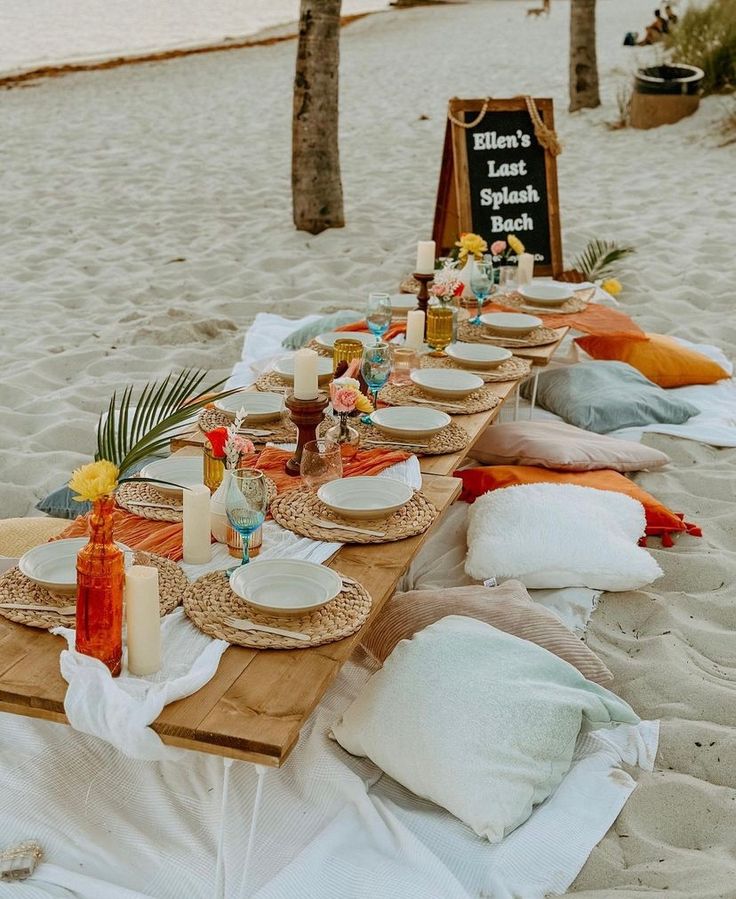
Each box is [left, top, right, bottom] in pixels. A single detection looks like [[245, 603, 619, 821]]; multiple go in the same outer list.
[[273, 356, 333, 385], [410, 368, 483, 399], [229, 559, 343, 616], [446, 343, 512, 369], [519, 281, 572, 306], [480, 312, 542, 336], [389, 294, 418, 318], [370, 406, 451, 439], [318, 476, 414, 520], [214, 391, 284, 422], [314, 331, 374, 350], [140, 456, 206, 499], [19, 538, 133, 595]]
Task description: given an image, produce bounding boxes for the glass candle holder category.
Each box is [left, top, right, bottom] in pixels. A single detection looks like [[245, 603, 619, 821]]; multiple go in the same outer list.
[[390, 346, 419, 385], [332, 338, 364, 373], [426, 305, 454, 356]]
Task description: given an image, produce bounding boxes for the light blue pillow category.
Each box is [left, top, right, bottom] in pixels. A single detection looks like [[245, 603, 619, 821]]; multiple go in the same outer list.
[[281, 310, 361, 350], [522, 361, 699, 433]]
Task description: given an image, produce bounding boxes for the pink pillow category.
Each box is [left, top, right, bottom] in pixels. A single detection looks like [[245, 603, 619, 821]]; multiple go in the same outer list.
[[470, 420, 669, 472], [362, 580, 613, 687]]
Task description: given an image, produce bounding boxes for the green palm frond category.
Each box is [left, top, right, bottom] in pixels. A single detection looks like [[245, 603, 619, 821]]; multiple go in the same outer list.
[[95, 369, 239, 473], [573, 239, 635, 281]]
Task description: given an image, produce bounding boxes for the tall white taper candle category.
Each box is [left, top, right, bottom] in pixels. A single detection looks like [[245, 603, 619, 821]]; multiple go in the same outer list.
[[292, 348, 319, 400], [183, 484, 211, 564], [405, 310, 425, 349], [125, 565, 161, 676], [415, 240, 436, 275]]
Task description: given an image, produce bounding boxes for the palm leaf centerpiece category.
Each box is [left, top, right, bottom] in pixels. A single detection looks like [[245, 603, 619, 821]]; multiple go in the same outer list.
[[572, 239, 635, 282]]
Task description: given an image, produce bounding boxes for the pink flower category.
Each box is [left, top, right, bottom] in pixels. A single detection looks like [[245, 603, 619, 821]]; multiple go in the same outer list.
[[231, 435, 255, 456], [491, 240, 506, 255], [331, 386, 358, 414]]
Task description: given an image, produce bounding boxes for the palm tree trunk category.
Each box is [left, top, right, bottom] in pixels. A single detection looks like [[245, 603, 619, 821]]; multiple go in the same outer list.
[[569, 0, 600, 112], [292, 0, 345, 234]]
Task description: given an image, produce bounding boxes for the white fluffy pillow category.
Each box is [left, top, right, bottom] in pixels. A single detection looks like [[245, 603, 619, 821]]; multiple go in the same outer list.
[[465, 482, 662, 590], [333, 616, 639, 843]]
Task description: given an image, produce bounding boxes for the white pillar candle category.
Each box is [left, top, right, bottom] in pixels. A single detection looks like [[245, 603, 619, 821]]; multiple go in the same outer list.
[[183, 484, 211, 564], [125, 565, 161, 676], [517, 253, 534, 286], [292, 348, 319, 401], [415, 240, 436, 275], [405, 309, 425, 349]]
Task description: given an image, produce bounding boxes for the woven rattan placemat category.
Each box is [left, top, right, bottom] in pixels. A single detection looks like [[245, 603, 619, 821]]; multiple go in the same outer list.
[[457, 321, 560, 348], [117, 478, 277, 522], [356, 420, 470, 455], [199, 408, 298, 444], [378, 383, 501, 415], [419, 354, 532, 383], [269, 486, 437, 544], [0, 551, 187, 630], [254, 371, 291, 393], [183, 570, 372, 649], [498, 291, 588, 315]]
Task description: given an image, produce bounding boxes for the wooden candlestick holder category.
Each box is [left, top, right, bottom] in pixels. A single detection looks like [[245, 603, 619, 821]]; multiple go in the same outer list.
[[285, 391, 329, 476], [413, 272, 434, 336]]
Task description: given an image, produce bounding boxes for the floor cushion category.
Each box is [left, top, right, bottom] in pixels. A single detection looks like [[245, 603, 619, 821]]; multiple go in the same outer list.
[[576, 333, 730, 388], [521, 361, 699, 433], [333, 616, 639, 843], [456, 464, 702, 545], [0, 517, 69, 558], [470, 420, 670, 472], [464, 482, 663, 590], [281, 310, 361, 349], [361, 580, 613, 686]]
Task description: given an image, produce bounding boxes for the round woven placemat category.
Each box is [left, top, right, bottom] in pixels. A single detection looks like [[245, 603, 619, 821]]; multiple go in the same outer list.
[[305, 339, 335, 358], [117, 478, 277, 522], [398, 276, 420, 295], [0, 551, 187, 630], [198, 408, 298, 444], [378, 382, 500, 415], [456, 321, 560, 348], [254, 371, 291, 393], [497, 291, 588, 316], [183, 570, 372, 649], [356, 419, 470, 455], [419, 353, 532, 383], [269, 486, 437, 544]]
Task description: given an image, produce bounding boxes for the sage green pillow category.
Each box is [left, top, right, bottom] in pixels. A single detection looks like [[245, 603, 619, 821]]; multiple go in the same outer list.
[[522, 361, 699, 433], [281, 310, 361, 350]]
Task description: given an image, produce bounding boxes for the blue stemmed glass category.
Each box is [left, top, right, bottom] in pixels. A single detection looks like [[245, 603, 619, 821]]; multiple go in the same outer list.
[[470, 257, 493, 325], [225, 468, 268, 573], [360, 342, 392, 423], [366, 293, 392, 344]]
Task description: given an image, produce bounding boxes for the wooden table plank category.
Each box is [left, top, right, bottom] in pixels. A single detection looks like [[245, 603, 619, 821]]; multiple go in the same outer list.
[[512, 327, 568, 366]]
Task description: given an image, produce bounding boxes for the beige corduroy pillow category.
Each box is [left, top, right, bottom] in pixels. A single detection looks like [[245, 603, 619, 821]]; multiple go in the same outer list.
[[361, 580, 613, 687]]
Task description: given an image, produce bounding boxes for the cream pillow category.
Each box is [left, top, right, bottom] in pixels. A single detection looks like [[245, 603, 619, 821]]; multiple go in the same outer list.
[[334, 616, 639, 842], [470, 420, 669, 472], [465, 482, 662, 590], [361, 580, 613, 687]]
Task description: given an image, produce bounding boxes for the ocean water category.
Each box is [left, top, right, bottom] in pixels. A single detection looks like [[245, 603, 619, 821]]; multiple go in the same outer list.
[[1, 0, 390, 77]]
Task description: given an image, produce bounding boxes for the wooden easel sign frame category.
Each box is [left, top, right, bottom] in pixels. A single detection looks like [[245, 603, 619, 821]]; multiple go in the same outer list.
[[432, 97, 563, 277]]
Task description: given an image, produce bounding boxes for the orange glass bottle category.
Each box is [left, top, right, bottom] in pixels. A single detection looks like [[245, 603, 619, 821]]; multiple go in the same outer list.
[[75, 495, 124, 676]]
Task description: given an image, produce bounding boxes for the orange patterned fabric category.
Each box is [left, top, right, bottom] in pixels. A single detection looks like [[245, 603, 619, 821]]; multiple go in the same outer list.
[[333, 319, 407, 343], [487, 300, 645, 338]]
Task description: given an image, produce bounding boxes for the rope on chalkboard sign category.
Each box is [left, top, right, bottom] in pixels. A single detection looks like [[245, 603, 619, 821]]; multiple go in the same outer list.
[[447, 98, 491, 129], [447, 95, 562, 157]]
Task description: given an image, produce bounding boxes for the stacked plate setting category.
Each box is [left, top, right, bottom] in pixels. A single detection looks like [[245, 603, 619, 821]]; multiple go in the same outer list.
[[410, 369, 483, 399], [229, 559, 343, 617], [317, 476, 414, 520], [214, 391, 284, 422], [18, 538, 133, 595], [518, 281, 573, 307], [370, 406, 451, 440], [480, 312, 542, 336], [446, 343, 512, 369]]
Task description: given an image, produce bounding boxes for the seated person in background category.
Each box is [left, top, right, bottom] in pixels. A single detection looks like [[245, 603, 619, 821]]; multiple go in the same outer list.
[[637, 9, 668, 44], [665, 3, 679, 26]]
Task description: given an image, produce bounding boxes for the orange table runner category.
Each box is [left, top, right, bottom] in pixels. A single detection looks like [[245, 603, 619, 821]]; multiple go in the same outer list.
[[334, 319, 407, 342], [485, 300, 644, 338]]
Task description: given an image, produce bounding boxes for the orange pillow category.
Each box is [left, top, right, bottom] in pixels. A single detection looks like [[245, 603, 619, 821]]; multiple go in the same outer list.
[[575, 333, 729, 388], [456, 465, 701, 546]]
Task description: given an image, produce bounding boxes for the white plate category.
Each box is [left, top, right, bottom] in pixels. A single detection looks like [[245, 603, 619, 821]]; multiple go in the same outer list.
[[318, 476, 413, 520], [214, 391, 284, 422], [519, 282, 572, 306], [229, 559, 343, 616], [273, 356, 333, 384], [410, 368, 483, 399], [140, 456, 206, 499], [370, 406, 451, 439], [446, 343, 512, 369], [480, 312, 542, 336], [19, 537, 133, 595], [314, 331, 374, 350], [389, 294, 418, 318]]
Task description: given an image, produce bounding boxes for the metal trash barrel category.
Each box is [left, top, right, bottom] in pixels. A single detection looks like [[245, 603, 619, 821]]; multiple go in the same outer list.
[[630, 64, 704, 129]]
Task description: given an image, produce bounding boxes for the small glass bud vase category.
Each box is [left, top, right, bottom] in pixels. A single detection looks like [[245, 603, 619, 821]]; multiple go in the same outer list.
[[325, 413, 360, 461], [203, 443, 225, 493], [426, 302, 455, 356]]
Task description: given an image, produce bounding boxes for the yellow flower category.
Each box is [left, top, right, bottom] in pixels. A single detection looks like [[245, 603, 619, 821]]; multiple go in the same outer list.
[[456, 232, 488, 261], [507, 234, 525, 256], [354, 392, 374, 415], [601, 278, 622, 297], [69, 460, 120, 502]]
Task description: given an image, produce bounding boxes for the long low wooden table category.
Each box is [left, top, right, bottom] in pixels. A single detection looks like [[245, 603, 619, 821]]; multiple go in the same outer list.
[[0, 473, 460, 767]]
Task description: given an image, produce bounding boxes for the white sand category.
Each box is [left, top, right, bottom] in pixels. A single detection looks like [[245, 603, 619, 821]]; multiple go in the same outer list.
[[1, 0, 735, 893]]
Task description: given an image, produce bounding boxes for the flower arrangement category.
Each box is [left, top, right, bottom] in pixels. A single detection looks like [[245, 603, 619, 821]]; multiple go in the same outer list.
[[69, 460, 120, 503], [601, 278, 622, 297], [489, 234, 525, 265], [205, 409, 256, 470], [454, 232, 488, 262], [330, 378, 373, 416], [429, 266, 463, 302]]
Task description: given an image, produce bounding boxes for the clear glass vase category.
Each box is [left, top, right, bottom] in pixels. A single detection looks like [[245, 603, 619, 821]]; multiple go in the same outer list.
[[325, 414, 361, 461]]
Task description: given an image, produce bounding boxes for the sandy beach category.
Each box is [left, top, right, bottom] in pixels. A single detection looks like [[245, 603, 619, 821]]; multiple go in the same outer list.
[[1, 0, 735, 895]]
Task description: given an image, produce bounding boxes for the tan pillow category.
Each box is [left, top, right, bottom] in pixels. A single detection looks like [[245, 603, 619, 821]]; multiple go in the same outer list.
[[361, 580, 613, 687], [470, 420, 669, 472]]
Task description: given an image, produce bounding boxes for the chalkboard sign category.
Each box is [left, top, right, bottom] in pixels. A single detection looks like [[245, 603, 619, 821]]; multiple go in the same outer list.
[[432, 97, 562, 277]]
